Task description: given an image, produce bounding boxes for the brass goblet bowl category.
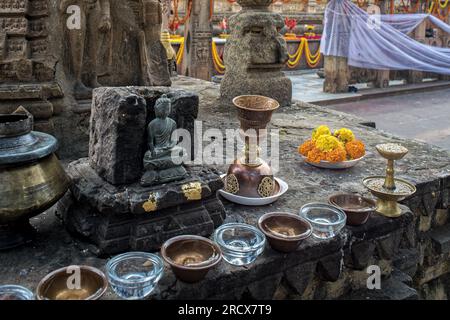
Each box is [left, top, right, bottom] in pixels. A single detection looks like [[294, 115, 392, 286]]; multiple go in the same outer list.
[[161, 235, 222, 283], [36, 266, 108, 300], [376, 143, 409, 161], [258, 212, 312, 253], [233, 95, 280, 132]]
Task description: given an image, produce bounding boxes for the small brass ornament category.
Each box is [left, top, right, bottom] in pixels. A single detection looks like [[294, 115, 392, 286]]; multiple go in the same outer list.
[[258, 177, 275, 198], [224, 174, 239, 194], [142, 193, 158, 212], [182, 182, 202, 201]]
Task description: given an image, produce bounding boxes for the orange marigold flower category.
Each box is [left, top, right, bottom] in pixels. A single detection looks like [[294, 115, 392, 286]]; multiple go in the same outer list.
[[325, 146, 347, 163], [307, 147, 326, 163], [299, 140, 315, 156], [346, 139, 366, 159]]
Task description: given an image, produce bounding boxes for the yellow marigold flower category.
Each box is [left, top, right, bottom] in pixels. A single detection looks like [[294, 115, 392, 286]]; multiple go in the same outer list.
[[299, 140, 315, 156], [312, 125, 331, 141], [334, 128, 355, 143], [346, 139, 366, 159], [315, 135, 341, 152]]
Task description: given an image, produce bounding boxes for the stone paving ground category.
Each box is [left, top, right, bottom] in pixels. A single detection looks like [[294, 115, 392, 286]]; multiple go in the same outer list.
[[327, 89, 450, 151], [287, 72, 450, 151]]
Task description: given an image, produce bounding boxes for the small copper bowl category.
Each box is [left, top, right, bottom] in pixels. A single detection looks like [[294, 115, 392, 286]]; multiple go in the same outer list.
[[161, 235, 222, 283], [36, 266, 107, 300], [329, 194, 377, 226], [258, 212, 312, 253]]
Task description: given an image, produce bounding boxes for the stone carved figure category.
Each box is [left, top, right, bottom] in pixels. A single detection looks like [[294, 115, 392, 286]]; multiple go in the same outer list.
[[141, 94, 186, 186], [60, 0, 112, 98], [139, 0, 172, 86], [220, 0, 292, 107]]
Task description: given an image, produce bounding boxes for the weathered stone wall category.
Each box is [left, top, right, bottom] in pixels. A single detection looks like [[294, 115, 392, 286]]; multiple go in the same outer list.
[[1, 76, 449, 300]]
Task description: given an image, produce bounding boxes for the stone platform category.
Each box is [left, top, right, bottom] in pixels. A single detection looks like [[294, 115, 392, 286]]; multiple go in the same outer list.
[[62, 160, 226, 256], [1, 77, 450, 300]]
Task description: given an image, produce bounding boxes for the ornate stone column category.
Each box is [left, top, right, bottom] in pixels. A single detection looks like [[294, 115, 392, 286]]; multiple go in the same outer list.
[[220, 0, 292, 107], [180, 0, 213, 81]]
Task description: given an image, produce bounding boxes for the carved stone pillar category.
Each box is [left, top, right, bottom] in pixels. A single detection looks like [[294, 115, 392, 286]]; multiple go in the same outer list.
[[180, 0, 213, 81], [0, 0, 63, 133], [220, 0, 292, 107]]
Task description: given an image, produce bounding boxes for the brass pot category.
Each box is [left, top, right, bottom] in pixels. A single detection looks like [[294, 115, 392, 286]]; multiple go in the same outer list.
[[0, 112, 69, 250]]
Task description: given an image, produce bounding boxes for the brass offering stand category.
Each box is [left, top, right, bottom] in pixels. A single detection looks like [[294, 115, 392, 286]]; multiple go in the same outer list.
[[363, 143, 416, 218], [224, 95, 280, 198]]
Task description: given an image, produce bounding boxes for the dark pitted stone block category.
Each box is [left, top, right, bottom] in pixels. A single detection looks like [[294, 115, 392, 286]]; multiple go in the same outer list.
[[284, 261, 316, 295], [89, 87, 199, 185], [375, 229, 403, 260], [63, 158, 225, 256], [351, 241, 376, 270], [393, 248, 420, 276], [430, 224, 450, 254], [317, 251, 343, 282]]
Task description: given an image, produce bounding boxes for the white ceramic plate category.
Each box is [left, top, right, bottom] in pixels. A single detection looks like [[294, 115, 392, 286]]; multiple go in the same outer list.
[[301, 155, 365, 169], [218, 175, 289, 206]]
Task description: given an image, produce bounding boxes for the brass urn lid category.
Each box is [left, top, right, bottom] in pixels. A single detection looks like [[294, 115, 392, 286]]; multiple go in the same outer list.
[[0, 114, 58, 165]]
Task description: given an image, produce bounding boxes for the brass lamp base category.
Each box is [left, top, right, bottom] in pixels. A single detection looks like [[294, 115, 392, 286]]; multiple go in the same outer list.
[[0, 221, 35, 250], [375, 198, 402, 218]]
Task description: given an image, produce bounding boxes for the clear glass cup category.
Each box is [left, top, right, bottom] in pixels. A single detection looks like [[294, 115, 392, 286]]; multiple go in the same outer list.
[[299, 203, 347, 240], [106, 252, 164, 300], [213, 223, 266, 266], [0, 285, 34, 300]]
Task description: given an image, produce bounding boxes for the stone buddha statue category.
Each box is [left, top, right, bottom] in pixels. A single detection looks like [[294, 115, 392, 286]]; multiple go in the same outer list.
[[141, 94, 187, 186]]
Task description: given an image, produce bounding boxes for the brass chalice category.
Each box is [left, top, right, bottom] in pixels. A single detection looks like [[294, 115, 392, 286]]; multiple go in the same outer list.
[[224, 95, 280, 198], [363, 143, 416, 218]]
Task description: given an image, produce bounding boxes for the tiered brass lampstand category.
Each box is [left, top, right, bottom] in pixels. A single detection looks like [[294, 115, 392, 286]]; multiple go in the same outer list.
[[224, 95, 280, 198], [363, 143, 416, 218]]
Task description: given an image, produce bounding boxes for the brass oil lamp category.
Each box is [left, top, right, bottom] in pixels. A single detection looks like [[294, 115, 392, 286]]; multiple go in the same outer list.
[[363, 143, 416, 218], [0, 109, 69, 249], [224, 95, 279, 198]]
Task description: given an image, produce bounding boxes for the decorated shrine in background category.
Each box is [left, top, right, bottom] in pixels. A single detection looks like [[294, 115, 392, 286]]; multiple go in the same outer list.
[[167, 0, 450, 80]]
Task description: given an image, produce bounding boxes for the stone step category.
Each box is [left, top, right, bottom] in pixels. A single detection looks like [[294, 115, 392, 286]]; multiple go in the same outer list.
[[342, 271, 419, 300]]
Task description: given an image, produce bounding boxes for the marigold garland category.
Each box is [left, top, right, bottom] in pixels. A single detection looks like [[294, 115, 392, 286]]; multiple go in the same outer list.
[[299, 125, 366, 163]]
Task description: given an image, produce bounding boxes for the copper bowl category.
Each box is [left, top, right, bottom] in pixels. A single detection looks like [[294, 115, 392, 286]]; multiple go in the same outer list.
[[258, 212, 312, 253], [328, 194, 377, 226], [36, 266, 107, 300], [161, 235, 222, 283], [232, 95, 280, 132]]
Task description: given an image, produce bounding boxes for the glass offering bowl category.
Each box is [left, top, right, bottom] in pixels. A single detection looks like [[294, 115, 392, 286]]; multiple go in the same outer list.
[[213, 223, 266, 266], [106, 252, 164, 300], [299, 203, 347, 240], [0, 285, 34, 300]]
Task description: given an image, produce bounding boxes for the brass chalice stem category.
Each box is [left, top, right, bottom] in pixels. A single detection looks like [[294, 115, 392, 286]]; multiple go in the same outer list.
[[383, 159, 396, 191]]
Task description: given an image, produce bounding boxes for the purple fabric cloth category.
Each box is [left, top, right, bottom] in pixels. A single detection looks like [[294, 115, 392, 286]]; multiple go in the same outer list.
[[321, 0, 450, 74]]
